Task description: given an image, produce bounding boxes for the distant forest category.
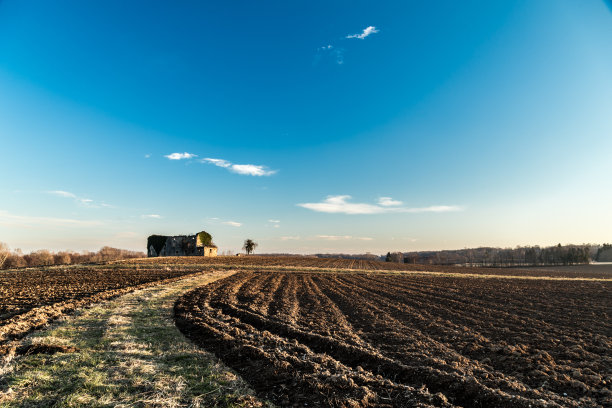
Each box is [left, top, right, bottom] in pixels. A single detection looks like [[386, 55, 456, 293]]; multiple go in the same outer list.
[[315, 243, 609, 267], [392, 244, 604, 267], [2, 243, 609, 270]]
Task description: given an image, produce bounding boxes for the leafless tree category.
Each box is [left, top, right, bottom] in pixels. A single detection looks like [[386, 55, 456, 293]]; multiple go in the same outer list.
[[0, 243, 9, 268], [54, 252, 72, 265]]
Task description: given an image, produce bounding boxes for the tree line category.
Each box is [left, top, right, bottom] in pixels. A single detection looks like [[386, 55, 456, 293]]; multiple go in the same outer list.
[[0, 243, 145, 269], [396, 244, 596, 267]]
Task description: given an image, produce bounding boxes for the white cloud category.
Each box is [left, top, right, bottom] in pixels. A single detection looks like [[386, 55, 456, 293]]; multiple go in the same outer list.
[[206, 217, 241, 227], [49, 190, 76, 199], [298, 195, 382, 214], [230, 164, 276, 176], [281, 236, 300, 241], [0, 210, 103, 228], [202, 158, 231, 168], [165, 152, 197, 160], [298, 195, 462, 215], [317, 26, 378, 67], [317, 235, 352, 240], [378, 197, 403, 207], [144, 154, 151, 159], [268, 219, 280, 223], [202, 158, 276, 176], [141, 214, 162, 219], [316, 235, 373, 241], [346, 26, 379, 40]]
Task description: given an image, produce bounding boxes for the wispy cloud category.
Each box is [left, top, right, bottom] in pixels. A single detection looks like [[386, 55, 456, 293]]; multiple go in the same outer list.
[[206, 217, 242, 227], [316, 44, 344, 65], [333, 49, 344, 65], [141, 214, 162, 219], [281, 236, 300, 241], [49, 190, 76, 199], [0, 210, 103, 228], [268, 219, 281, 228], [202, 158, 276, 176], [203, 158, 230, 168], [316, 26, 378, 66], [164, 152, 197, 160], [316, 235, 373, 241], [298, 195, 462, 215], [268, 219, 281, 223], [346, 26, 379, 40], [47, 190, 112, 209], [232, 164, 275, 176], [378, 197, 403, 207]]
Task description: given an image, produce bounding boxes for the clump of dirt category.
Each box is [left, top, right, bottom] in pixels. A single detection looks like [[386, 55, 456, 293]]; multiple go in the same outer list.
[[15, 344, 78, 356]]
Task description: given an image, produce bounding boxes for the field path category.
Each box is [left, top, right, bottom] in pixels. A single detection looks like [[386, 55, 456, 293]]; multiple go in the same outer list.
[[0, 270, 269, 407]]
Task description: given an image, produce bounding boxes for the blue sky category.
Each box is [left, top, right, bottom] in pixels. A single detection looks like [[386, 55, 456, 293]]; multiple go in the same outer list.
[[1, 1, 611, 254]]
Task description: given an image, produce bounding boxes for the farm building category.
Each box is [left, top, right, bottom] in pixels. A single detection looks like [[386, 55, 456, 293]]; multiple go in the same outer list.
[[147, 231, 217, 257]]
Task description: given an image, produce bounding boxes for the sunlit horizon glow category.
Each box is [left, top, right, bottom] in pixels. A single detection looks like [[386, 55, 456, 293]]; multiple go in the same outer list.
[[1, 1, 611, 254]]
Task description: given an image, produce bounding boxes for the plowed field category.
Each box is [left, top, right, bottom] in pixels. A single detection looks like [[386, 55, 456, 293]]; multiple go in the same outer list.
[[175, 272, 612, 407], [0, 264, 203, 354], [129, 256, 612, 279]]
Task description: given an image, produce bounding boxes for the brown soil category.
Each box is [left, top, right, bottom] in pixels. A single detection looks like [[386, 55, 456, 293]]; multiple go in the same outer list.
[[128, 256, 612, 279], [175, 271, 612, 407], [15, 344, 78, 356]]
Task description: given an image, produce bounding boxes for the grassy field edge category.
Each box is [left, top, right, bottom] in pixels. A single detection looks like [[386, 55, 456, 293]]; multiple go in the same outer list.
[[0, 270, 271, 407]]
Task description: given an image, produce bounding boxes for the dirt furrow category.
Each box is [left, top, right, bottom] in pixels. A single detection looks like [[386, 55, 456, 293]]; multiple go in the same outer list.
[[176, 271, 610, 407], [314, 275, 579, 406], [334, 278, 612, 397], [363, 275, 611, 335], [176, 277, 448, 407]]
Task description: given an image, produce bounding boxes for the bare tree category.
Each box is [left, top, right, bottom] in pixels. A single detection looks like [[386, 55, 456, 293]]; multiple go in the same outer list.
[[26, 250, 54, 266], [54, 252, 72, 265], [0, 243, 10, 268], [390, 252, 404, 263], [4, 255, 26, 268], [243, 239, 258, 255]]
